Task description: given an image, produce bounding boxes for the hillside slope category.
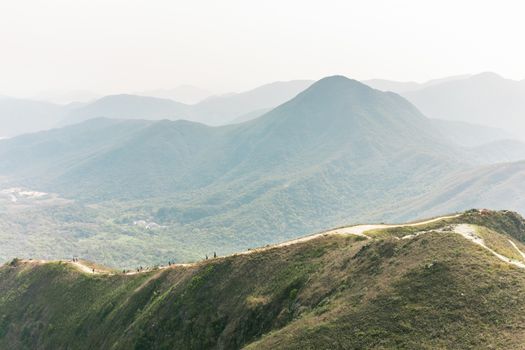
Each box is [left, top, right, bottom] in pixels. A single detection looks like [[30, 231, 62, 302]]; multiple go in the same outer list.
[[398, 161, 525, 219], [470, 139, 525, 164], [4, 75, 521, 267], [1, 210, 525, 349]]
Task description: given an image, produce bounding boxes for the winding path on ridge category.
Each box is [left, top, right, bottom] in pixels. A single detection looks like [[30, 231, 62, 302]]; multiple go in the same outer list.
[[454, 224, 525, 269], [14, 213, 525, 274]]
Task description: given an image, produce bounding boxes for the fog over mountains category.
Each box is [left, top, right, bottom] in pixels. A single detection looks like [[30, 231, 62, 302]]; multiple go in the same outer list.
[[2, 72, 524, 141], [0, 76, 461, 201], [0, 97, 66, 138], [0, 80, 313, 138], [368, 73, 525, 137], [4, 1, 525, 347], [1, 75, 525, 266], [402, 73, 525, 136], [139, 85, 213, 104]]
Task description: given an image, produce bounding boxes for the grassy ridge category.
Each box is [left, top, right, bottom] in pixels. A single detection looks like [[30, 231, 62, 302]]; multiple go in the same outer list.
[[1, 210, 525, 349]]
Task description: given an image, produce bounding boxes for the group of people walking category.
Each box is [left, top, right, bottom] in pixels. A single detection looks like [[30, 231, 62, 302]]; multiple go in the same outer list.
[[72, 251, 220, 276]]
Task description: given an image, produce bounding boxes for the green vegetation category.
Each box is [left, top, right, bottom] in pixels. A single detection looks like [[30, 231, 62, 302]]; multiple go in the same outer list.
[[1, 210, 525, 349], [1, 77, 524, 268], [475, 225, 525, 262], [0, 77, 469, 266]]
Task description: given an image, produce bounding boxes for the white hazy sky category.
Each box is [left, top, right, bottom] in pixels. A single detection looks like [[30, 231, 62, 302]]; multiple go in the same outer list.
[[1, 0, 524, 97]]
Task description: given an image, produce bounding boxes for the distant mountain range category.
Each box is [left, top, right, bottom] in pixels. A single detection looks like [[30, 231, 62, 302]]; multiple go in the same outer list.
[[0, 77, 463, 201], [60, 94, 190, 126], [368, 72, 525, 137], [2, 75, 525, 266], [30, 90, 101, 105], [0, 80, 313, 137], [3, 73, 524, 141], [363, 74, 471, 93], [429, 119, 514, 147], [139, 85, 213, 104], [188, 80, 313, 125], [0, 97, 67, 138]]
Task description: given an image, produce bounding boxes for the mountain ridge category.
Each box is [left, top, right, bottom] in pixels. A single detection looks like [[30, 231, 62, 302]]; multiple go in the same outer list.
[[0, 75, 523, 267], [2, 210, 525, 349]]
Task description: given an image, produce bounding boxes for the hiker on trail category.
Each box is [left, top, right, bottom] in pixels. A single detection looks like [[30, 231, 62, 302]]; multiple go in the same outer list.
[[92, 268, 95, 273], [206, 254, 208, 260], [213, 252, 217, 258]]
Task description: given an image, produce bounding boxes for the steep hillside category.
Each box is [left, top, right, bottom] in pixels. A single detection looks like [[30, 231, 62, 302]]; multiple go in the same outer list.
[[0, 118, 155, 186], [1, 210, 525, 349], [399, 161, 525, 219]]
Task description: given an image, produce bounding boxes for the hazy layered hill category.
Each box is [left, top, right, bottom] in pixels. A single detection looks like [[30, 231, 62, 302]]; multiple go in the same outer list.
[[2, 210, 525, 349], [2, 75, 524, 266], [140, 85, 213, 104], [399, 161, 525, 220], [0, 118, 156, 185], [0, 80, 313, 139], [430, 119, 514, 147], [227, 97, 519, 150], [0, 97, 66, 137], [0, 76, 474, 266], [222, 76, 458, 173], [0, 76, 462, 202], [363, 74, 471, 94], [57, 80, 314, 128], [6, 73, 525, 140], [401, 72, 525, 136], [190, 79, 313, 125], [60, 94, 190, 126], [361, 79, 420, 93], [470, 139, 525, 164]]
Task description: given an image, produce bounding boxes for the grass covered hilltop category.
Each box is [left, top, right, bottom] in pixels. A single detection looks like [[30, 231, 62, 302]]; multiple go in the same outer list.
[[1, 209, 525, 349]]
